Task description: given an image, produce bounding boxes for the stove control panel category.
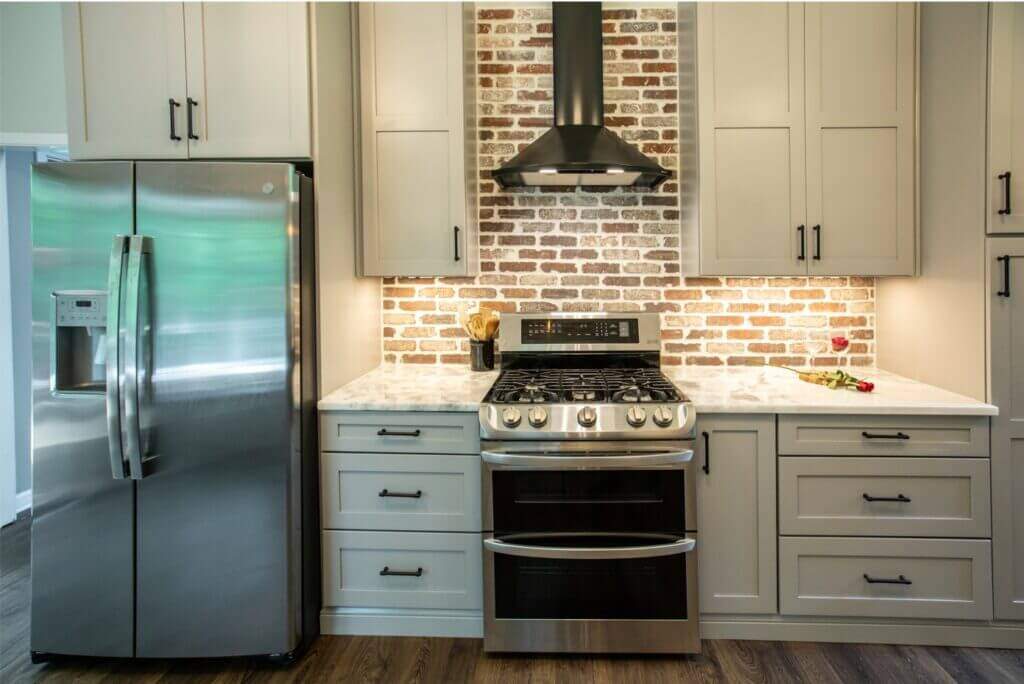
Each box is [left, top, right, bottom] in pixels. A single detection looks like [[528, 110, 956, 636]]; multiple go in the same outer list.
[[480, 402, 695, 440], [522, 318, 639, 344]]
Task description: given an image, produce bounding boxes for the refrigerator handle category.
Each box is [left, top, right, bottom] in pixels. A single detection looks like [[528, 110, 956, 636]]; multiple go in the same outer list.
[[123, 236, 152, 480], [106, 236, 129, 479]]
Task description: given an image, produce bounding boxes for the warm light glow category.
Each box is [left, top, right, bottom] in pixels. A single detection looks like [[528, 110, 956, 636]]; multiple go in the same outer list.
[[607, 168, 624, 174], [539, 168, 558, 174]]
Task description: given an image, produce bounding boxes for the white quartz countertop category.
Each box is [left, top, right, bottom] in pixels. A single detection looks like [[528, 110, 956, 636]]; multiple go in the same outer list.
[[318, 364, 996, 416]]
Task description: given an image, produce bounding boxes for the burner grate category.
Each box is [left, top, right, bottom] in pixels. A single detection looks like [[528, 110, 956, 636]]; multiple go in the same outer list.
[[488, 367, 682, 404]]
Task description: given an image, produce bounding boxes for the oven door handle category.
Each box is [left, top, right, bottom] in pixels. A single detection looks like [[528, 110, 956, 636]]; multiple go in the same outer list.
[[484, 537, 695, 560], [480, 449, 693, 468]]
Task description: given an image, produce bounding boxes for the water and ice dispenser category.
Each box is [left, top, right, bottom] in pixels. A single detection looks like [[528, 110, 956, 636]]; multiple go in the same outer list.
[[52, 291, 107, 394]]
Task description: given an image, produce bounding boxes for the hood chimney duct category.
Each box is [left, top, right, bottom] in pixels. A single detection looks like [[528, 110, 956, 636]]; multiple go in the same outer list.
[[553, 3, 604, 127]]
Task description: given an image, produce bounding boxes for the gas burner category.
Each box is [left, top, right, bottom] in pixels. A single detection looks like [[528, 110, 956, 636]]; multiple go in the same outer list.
[[485, 367, 681, 405]]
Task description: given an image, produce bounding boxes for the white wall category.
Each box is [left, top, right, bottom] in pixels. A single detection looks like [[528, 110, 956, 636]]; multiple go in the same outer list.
[[0, 3, 67, 145]]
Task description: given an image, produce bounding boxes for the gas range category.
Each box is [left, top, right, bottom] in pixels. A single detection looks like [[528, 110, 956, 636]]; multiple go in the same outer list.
[[479, 313, 696, 441]]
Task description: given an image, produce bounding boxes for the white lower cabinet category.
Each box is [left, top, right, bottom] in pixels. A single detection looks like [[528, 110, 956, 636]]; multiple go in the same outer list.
[[780, 537, 993, 621], [697, 415, 777, 614]]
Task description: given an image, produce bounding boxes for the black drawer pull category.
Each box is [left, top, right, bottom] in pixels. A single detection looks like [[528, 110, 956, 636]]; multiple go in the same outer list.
[[998, 171, 1012, 216], [863, 493, 911, 503], [454, 226, 461, 262], [797, 225, 806, 261], [168, 99, 181, 141], [701, 431, 710, 475], [379, 489, 422, 499], [186, 97, 199, 140], [861, 431, 910, 440], [812, 224, 821, 260], [380, 566, 423, 577], [864, 573, 912, 585], [376, 428, 422, 437], [998, 255, 1011, 298]]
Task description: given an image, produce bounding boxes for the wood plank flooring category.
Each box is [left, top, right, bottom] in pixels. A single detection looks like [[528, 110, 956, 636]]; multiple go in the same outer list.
[[3, 515, 1023, 683]]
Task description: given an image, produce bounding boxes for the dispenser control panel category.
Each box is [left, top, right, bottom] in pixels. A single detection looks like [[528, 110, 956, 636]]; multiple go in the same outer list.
[[55, 292, 107, 327]]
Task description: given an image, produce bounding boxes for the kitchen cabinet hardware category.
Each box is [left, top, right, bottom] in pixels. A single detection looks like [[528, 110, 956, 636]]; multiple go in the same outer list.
[[998, 171, 1012, 215], [863, 573, 912, 585], [861, 431, 910, 440], [378, 489, 423, 499], [998, 255, 1012, 297], [454, 226, 461, 262], [701, 430, 710, 474], [812, 225, 821, 260], [862, 493, 911, 503], [168, 99, 181, 141], [186, 98, 199, 140], [797, 225, 806, 261], [377, 428, 422, 438], [379, 566, 423, 577]]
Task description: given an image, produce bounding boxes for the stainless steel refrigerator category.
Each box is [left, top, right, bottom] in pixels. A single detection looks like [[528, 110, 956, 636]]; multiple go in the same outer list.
[[29, 162, 319, 661]]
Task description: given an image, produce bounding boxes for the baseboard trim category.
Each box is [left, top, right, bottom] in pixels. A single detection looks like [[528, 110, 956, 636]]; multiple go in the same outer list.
[[321, 609, 483, 639], [701, 618, 1024, 649], [15, 489, 31, 515]]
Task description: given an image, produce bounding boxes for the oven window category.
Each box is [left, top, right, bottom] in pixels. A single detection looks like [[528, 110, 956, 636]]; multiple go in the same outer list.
[[492, 535, 688, 620], [491, 469, 685, 535]]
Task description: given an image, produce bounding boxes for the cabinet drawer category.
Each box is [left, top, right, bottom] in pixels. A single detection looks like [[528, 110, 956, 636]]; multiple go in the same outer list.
[[321, 411, 480, 454], [321, 452, 481, 532], [778, 415, 989, 457], [780, 537, 993, 620], [322, 530, 482, 610], [779, 457, 991, 537]]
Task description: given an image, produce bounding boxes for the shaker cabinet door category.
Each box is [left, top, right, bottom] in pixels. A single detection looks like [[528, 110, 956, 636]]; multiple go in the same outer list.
[[989, 4, 1024, 234], [989, 237, 1024, 621], [183, 2, 311, 159], [358, 3, 475, 276], [696, 3, 807, 276], [696, 414, 777, 615], [804, 2, 916, 275], [63, 3, 188, 160]]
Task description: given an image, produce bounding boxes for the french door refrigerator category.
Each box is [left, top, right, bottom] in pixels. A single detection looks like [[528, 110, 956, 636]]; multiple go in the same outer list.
[[29, 162, 319, 661]]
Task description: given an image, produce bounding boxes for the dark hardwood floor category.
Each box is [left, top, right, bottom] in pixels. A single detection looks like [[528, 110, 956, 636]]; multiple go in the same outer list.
[[3, 515, 1023, 683]]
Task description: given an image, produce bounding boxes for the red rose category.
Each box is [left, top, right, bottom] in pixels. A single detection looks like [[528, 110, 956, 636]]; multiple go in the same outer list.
[[856, 380, 875, 393], [831, 336, 850, 352]]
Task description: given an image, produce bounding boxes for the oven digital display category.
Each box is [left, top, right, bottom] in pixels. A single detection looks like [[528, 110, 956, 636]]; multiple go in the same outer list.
[[521, 318, 639, 344]]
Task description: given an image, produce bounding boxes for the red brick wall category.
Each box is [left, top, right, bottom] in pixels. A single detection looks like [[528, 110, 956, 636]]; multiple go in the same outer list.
[[381, 5, 875, 368]]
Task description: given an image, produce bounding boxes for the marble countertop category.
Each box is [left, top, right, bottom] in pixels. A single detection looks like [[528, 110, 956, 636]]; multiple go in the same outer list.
[[318, 364, 997, 416]]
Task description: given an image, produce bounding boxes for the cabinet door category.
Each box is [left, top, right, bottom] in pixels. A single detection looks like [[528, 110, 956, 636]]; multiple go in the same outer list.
[[989, 237, 1024, 620], [183, 3, 311, 159], [62, 3, 188, 160], [359, 3, 471, 276], [696, 3, 807, 275], [989, 5, 1024, 234], [697, 414, 777, 614], [805, 3, 916, 275]]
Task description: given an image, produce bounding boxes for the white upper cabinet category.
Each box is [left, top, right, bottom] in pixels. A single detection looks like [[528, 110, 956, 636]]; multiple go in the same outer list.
[[183, 3, 310, 159], [693, 2, 917, 276], [697, 3, 806, 276], [62, 2, 311, 160], [358, 3, 477, 277], [989, 4, 1024, 234], [63, 3, 188, 159], [805, 2, 916, 275]]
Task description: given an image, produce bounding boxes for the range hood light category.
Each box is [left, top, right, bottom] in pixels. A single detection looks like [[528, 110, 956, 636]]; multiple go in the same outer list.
[[607, 168, 624, 174], [539, 168, 558, 174]]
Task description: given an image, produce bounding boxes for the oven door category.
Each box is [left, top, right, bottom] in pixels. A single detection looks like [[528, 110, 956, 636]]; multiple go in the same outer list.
[[482, 531, 700, 653]]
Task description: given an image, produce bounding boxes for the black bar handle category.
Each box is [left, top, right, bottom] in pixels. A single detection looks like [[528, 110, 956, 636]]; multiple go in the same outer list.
[[862, 431, 910, 440], [998, 255, 1011, 298], [797, 225, 806, 261], [701, 431, 710, 475], [379, 489, 423, 499], [454, 226, 461, 262], [168, 99, 181, 141], [864, 573, 912, 585], [380, 566, 423, 577], [863, 493, 911, 503], [377, 428, 422, 437], [186, 98, 199, 140], [812, 225, 821, 260], [998, 171, 1012, 216]]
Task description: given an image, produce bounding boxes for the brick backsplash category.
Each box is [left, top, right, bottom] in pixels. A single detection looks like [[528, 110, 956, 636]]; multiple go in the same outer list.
[[381, 4, 876, 368]]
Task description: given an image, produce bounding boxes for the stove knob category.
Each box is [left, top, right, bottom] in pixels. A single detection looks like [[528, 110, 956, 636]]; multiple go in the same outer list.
[[626, 406, 647, 427], [577, 406, 597, 428], [528, 407, 548, 428], [501, 407, 522, 428], [652, 406, 674, 427]]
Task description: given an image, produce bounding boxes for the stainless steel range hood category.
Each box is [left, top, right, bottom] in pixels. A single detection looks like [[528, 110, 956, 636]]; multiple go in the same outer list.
[[491, 3, 671, 189]]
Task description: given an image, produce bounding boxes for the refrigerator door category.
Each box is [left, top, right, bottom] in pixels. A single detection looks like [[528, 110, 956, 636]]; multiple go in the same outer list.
[[133, 162, 302, 657], [30, 162, 136, 657]]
